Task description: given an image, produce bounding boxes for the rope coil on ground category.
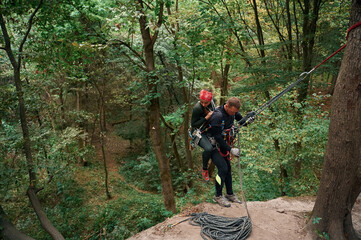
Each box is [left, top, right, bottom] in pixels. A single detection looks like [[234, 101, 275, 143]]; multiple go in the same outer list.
[[188, 212, 252, 240]]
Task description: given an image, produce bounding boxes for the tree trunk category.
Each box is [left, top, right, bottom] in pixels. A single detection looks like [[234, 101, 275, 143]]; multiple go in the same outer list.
[[97, 85, 111, 199], [170, 134, 182, 170], [310, 2, 361, 239], [148, 97, 177, 213], [27, 188, 64, 240], [0, 204, 35, 240], [76, 91, 86, 165], [293, 0, 301, 59], [1, 8, 65, 240], [100, 131, 112, 199], [168, 1, 193, 171], [137, 0, 176, 213], [285, 0, 293, 69], [220, 63, 230, 106], [252, 0, 265, 58], [182, 91, 193, 171], [293, 141, 302, 179], [292, 0, 322, 179], [297, 0, 322, 102]]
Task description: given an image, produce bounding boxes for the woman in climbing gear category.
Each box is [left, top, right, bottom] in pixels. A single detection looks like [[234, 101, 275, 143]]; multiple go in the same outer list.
[[190, 89, 216, 182]]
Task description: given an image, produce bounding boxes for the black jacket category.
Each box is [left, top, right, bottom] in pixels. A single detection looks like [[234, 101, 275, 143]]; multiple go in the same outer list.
[[190, 101, 215, 132], [208, 105, 243, 153]]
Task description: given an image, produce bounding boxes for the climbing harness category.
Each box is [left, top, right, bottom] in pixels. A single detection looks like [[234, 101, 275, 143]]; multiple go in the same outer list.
[[216, 126, 238, 159]]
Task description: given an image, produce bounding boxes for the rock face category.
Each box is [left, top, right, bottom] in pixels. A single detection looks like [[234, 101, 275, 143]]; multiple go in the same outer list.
[[128, 195, 361, 240]]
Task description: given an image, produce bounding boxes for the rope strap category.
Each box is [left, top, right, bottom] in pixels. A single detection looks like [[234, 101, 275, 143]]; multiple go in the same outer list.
[[218, 149, 229, 157]]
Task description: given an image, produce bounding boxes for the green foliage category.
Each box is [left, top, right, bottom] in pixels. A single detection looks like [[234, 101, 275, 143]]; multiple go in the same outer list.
[[119, 153, 161, 192], [89, 194, 173, 239], [312, 217, 330, 240], [0, 0, 352, 239], [235, 89, 329, 200], [313, 216, 321, 224], [163, 106, 186, 131]]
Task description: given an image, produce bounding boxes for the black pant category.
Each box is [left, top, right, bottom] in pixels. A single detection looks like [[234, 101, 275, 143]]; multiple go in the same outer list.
[[198, 133, 213, 170], [211, 149, 233, 197]]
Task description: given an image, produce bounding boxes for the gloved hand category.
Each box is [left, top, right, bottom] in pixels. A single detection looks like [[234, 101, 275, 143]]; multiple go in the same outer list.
[[230, 148, 240, 157], [245, 111, 256, 124]]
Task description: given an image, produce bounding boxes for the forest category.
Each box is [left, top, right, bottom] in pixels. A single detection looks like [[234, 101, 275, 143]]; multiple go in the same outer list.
[[1, 0, 360, 239]]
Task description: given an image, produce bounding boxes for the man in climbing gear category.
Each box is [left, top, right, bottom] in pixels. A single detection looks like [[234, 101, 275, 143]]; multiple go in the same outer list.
[[207, 97, 256, 207], [190, 89, 216, 182]]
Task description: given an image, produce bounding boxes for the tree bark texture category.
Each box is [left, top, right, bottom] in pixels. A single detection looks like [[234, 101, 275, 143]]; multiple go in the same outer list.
[[220, 63, 230, 106], [27, 188, 65, 240], [297, 0, 322, 103], [0, 205, 35, 240], [182, 91, 193, 171], [137, 0, 176, 213], [311, 2, 361, 239]]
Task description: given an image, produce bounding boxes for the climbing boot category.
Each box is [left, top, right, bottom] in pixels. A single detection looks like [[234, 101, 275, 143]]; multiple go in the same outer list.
[[225, 194, 242, 204], [213, 195, 231, 207], [202, 169, 209, 182]]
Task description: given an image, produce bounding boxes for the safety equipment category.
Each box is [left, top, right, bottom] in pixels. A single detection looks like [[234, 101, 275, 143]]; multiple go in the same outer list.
[[245, 111, 256, 124], [199, 89, 213, 102], [189, 128, 203, 149], [192, 129, 202, 145], [230, 148, 240, 157]]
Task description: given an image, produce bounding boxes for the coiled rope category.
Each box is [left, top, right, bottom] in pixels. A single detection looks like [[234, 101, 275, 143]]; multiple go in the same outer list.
[[188, 212, 252, 240]]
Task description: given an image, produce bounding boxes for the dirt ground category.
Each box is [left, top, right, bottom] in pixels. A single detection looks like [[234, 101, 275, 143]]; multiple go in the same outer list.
[[128, 195, 361, 240]]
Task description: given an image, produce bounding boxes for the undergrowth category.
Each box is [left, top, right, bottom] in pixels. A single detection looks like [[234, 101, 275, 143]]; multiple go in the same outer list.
[[2, 91, 329, 239]]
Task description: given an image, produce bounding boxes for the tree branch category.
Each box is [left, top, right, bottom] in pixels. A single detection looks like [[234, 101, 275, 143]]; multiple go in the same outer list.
[[160, 114, 175, 131], [264, 1, 286, 43], [122, 52, 148, 72], [110, 39, 146, 65], [151, 2, 164, 46], [297, 0, 305, 13], [0, 204, 35, 240], [27, 187, 65, 240], [18, 0, 43, 65], [0, 13, 18, 69]]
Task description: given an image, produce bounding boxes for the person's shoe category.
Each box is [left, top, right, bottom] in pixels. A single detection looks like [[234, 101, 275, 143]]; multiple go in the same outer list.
[[202, 169, 209, 182], [213, 195, 231, 207], [225, 194, 242, 203]]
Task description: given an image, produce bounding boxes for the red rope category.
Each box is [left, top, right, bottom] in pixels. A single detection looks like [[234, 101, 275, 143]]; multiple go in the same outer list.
[[346, 21, 361, 39], [311, 21, 361, 72], [218, 149, 229, 157], [312, 45, 347, 71]]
